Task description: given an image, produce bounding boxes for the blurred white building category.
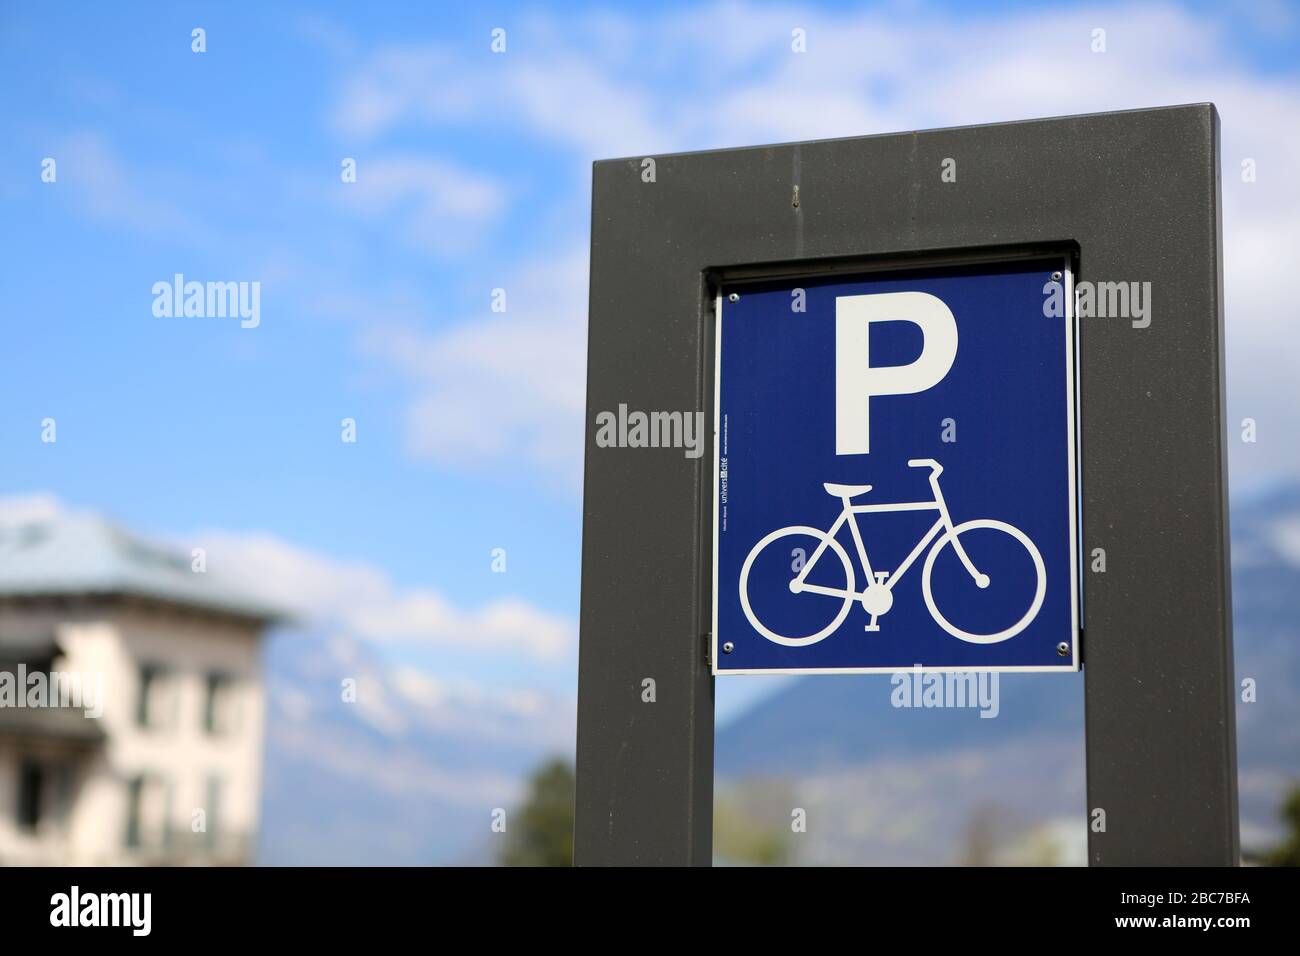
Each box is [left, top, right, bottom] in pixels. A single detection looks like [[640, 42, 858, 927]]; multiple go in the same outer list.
[[0, 514, 281, 865]]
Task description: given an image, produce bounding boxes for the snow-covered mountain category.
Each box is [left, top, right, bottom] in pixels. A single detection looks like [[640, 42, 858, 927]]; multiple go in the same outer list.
[[258, 631, 573, 865]]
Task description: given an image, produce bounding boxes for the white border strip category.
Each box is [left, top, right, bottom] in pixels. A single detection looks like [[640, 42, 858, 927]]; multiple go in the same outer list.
[[711, 291, 723, 674]]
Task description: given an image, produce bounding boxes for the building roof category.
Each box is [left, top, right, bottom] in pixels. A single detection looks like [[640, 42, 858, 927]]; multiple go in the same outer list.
[[0, 514, 284, 624]]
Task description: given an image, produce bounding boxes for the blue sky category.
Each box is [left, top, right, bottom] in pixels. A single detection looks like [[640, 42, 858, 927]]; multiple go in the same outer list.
[[2, 0, 1299, 735], [1, 3, 591, 705]]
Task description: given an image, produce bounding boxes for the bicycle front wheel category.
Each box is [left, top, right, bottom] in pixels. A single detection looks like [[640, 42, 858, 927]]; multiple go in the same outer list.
[[739, 526, 855, 647], [921, 519, 1046, 644]]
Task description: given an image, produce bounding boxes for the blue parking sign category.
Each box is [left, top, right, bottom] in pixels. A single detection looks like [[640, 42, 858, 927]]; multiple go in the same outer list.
[[712, 258, 1080, 674]]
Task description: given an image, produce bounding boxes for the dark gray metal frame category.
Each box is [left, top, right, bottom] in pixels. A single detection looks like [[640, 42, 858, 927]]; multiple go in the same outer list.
[[576, 104, 1236, 866]]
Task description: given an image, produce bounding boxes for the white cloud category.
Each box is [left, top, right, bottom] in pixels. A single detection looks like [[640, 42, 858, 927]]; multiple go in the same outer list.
[[199, 527, 575, 662], [362, 247, 589, 489], [1269, 515, 1300, 568], [349, 593, 571, 660], [198, 530, 392, 615], [333, 45, 479, 139], [54, 131, 197, 239], [332, 1, 1300, 486], [336, 155, 506, 255]]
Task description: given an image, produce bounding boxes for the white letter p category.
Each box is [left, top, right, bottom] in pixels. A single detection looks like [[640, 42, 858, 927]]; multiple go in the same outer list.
[[835, 291, 957, 455]]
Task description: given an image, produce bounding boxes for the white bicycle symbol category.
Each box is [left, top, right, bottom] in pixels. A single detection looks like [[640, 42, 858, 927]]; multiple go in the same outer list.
[[739, 459, 1046, 646]]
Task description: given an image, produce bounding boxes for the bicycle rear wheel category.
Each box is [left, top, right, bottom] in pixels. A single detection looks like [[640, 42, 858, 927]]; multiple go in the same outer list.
[[739, 526, 855, 646]]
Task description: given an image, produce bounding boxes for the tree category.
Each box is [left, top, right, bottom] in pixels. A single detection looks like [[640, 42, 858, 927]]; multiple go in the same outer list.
[[1265, 784, 1300, 867], [713, 782, 795, 866], [958, 805, 1002, 867], [499, 758, 574, 867]]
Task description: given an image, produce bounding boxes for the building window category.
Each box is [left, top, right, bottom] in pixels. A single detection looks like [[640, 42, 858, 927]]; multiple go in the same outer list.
[[17, 760, 43, 832], [203, 673, 238, 736], [124, 776, 143, 847], [162, 779, 174, 850], [136, 664, 173, 730], [124, 774, 167, 850], [205, 775, 223, 849]]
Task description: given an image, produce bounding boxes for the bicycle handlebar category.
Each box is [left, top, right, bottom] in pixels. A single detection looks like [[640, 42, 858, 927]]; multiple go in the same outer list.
[[907, 458, 939, 470]]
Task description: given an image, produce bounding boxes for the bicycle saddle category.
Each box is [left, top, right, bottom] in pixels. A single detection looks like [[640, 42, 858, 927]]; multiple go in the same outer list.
[[823, 482, 873, 498]]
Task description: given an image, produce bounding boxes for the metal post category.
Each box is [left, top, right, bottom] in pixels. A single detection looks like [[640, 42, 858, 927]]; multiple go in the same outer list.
[[576, 105, 1237, 866], [1080, 110, 1238, 865]]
